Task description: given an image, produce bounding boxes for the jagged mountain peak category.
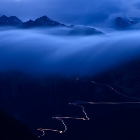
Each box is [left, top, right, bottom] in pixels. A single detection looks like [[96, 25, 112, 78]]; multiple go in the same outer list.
[[1, 15, 7, 18], [9, 16, 20, 19], [0, 15, 22, 26], [37, 15, 51, 20], [115, 16, 136, 28], [0, 15, 103, 35], [0, 15, 65, 28], [21, 15, 65, 28], [27, 19, 34, 22]]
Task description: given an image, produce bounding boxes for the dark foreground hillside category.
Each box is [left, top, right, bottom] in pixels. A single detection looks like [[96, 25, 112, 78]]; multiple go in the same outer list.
[[0, 59, 140, 140], [0, 109, 38, 140]]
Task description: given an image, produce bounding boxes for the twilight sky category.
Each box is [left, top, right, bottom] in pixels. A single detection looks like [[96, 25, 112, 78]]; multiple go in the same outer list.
[[0, 0, 140, 24]]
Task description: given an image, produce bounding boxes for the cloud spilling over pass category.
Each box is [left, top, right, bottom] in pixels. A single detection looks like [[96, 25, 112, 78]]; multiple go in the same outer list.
[[0, 28, 140, 77]]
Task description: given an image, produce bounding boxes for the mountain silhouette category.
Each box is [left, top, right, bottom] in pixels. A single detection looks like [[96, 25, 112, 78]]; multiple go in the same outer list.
[[21, 15, 65, 28], [0, 15, 22, 26], [115, 17, 136, 28]]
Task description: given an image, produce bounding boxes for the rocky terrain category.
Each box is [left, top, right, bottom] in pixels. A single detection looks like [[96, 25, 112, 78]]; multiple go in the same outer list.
[[0, 58, 140, 139]]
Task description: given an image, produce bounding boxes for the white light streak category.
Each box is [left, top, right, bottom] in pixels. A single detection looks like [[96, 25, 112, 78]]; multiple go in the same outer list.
[[38, 79, 140, 138]]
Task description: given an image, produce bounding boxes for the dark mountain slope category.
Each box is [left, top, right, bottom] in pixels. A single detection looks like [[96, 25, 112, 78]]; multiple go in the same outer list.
[[0, 108, 38, 140], [0, 58, 140, 139], [21, 15, 65, 28], [115, 17, 136, 29], [0, 15, 103, 35], [0, 15, 22, 26]]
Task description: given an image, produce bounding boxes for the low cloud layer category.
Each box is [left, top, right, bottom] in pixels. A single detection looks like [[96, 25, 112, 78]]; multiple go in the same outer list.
[[0, 28, 140, 77]]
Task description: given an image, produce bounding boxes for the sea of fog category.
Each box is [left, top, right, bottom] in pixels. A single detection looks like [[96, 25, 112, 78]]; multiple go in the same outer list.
[[0, 27, 140, 77]]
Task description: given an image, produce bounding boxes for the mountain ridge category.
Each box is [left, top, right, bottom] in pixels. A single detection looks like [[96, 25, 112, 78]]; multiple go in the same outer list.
[[0, 15, 22, 26], [115, 16, 137, 29], [21, 15, 66, 28], [1, 15, 140, 30], [0, 15, 65, 28], [0, 15, 103, 35]]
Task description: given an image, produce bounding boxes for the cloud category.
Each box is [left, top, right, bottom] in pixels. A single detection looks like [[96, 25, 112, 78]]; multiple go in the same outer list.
[[0, 0, 140, 25], [0, 28, 140, 77]]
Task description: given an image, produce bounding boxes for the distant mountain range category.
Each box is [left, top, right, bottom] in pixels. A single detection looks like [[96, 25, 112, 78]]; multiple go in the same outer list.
[[0, 15, 65, 27], [0, 15, 22, 26], [1, 15, 139, 33], [0, 15, 140, 29], [115, 17, 139, 29], [0, 15, 103, 35], [22, 16, 66, 28]]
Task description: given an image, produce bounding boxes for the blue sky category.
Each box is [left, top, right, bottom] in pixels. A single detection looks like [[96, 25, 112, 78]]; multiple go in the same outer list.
[[0, 0, 140, 24]]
